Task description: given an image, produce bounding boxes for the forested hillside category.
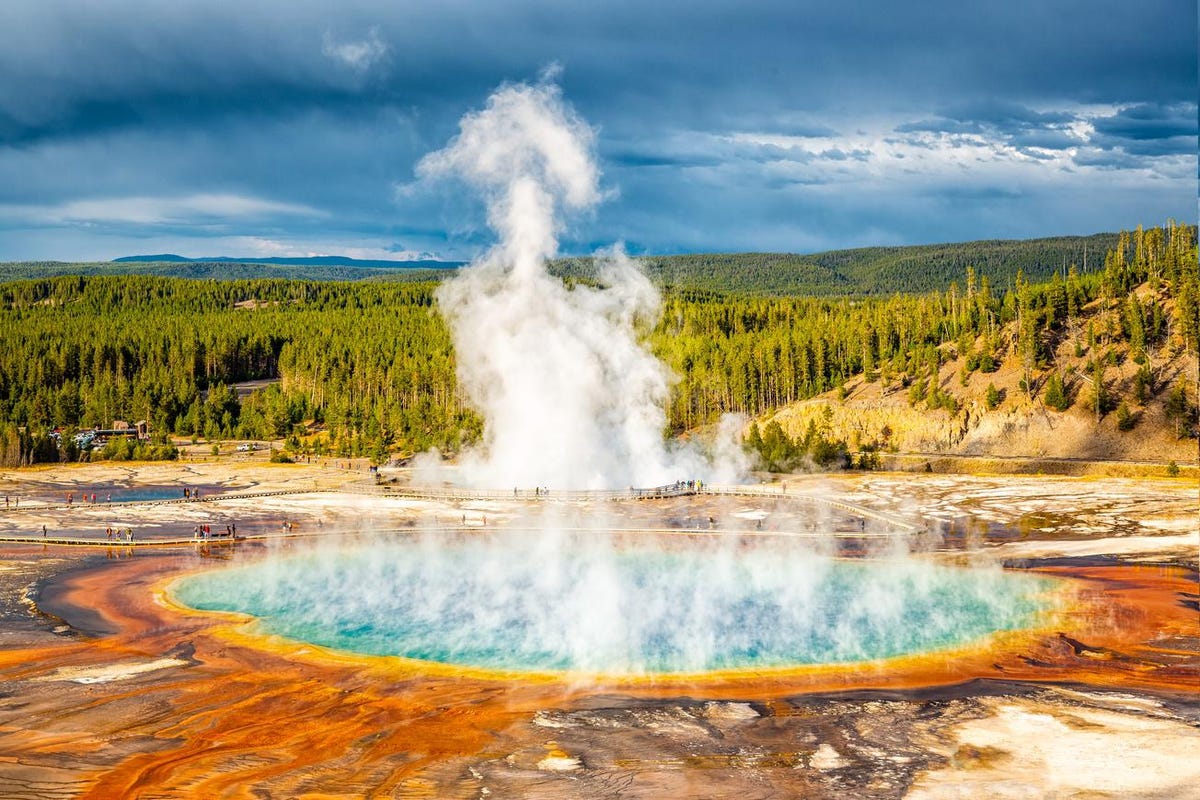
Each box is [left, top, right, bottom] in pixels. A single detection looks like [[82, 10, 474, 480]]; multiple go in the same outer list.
[[551, 232, 1120, 295], [0, 223, 1194, 467], [3, 231, 1118, 296], [0, 261, 451, 284], [742, 223, 1199, 470]]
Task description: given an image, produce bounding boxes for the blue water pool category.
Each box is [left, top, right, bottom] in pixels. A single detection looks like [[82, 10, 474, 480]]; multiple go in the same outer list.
[[23, 484, 229, 504], [172, 533, 1055, 674]]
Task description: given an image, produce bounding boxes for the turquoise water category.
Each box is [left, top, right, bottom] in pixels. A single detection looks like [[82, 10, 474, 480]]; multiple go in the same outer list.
[[173, 534, 1054, 674], [28, 484, 225, 504]]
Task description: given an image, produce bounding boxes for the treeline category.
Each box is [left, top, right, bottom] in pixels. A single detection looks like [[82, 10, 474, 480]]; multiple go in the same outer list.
[[0, 261, 452, 284], [552, 232, 1121, 296], [3, 231, 1122, 297], [0, 223, 1195, 466]]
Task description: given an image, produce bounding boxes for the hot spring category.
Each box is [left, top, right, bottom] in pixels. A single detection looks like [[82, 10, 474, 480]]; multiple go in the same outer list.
[[171, 532, 1057, 675]]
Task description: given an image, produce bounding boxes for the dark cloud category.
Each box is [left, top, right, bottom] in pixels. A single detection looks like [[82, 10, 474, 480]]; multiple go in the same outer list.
[[895, 118, 985, 135], [938, 100, 1076, 129], [3, 0, 1193, 143], [893, 101, 1081, 152], [1086, 102, 1198, 158], [1092, 102, 1197, 141]]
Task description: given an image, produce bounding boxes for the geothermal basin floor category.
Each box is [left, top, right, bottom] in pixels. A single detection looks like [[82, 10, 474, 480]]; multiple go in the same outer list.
[[0, 461, 1196, 799]]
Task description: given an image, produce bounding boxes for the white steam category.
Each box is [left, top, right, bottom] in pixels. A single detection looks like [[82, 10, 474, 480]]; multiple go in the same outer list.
[[419, 79, 741, 489]]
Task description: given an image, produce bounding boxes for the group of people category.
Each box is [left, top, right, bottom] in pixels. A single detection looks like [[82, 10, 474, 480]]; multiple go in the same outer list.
[[183, 487, 202, 500], [3, 495, 19, 509], [513, 486, 552, 497], [193, 523, 236, 540], [66, 492, 109, 507], [105, 526, 134, 542]]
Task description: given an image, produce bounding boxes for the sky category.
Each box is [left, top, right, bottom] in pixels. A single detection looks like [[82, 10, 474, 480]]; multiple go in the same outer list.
[[0, 0, 1195, 262]]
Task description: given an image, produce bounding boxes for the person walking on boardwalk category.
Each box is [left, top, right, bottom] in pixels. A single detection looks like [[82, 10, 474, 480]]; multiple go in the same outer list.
[[41, 524, 46, 537]]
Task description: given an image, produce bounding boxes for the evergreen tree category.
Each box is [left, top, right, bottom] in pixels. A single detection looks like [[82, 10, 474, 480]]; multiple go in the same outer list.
[[1043, 372, 1070, 411], [985, 383, 1003, 410]]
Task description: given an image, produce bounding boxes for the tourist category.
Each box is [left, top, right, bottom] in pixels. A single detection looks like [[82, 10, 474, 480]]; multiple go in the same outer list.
[[41, 524, 46, 537]]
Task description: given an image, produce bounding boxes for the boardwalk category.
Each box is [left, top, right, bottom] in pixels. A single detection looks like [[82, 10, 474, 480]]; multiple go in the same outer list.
[[385, 482, 922, 532], [0, 480, 924, 548]]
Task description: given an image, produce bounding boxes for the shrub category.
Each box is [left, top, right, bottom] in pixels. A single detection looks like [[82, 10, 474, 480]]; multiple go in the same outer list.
[[855, 449, 881, 470], [908, 378, 928, 405], [1115, 401, 1136, 431], [985, 383, 1003, 410]]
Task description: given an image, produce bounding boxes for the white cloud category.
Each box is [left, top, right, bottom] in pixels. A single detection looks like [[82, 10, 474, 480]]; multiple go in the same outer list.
[[321, 27, 387, 73], [0, 193, 323, 226], [232, 235, 440, 262]]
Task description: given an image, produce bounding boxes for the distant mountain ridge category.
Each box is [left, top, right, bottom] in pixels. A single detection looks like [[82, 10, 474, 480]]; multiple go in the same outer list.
[[114, 253, 464, 269]]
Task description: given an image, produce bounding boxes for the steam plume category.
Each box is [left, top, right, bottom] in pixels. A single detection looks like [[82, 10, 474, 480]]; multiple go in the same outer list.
[[421, 78, 739, 488]]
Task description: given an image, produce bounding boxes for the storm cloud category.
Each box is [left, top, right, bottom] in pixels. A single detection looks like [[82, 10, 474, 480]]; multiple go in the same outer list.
[[0, 0, 1194, 260]]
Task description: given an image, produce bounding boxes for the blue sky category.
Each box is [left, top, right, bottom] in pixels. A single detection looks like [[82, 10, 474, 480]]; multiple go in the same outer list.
[[0, 0, 1195, 262]]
